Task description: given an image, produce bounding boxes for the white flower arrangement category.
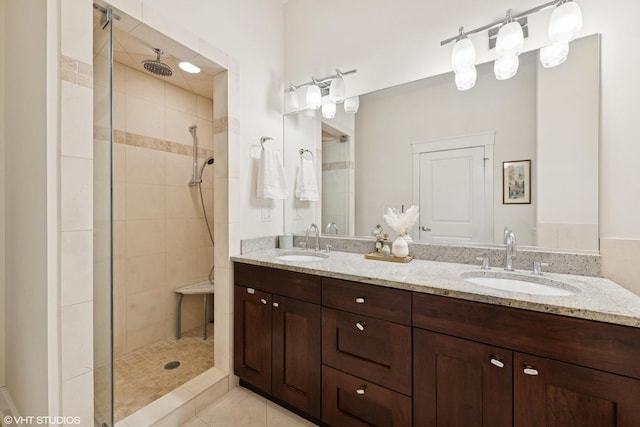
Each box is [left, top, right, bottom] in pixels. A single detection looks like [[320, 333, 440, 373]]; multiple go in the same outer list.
[[383, 205, 420, 237]]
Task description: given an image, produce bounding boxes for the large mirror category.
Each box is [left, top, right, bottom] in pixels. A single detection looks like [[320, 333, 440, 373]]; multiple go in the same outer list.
[[284, 34, 599, 252]]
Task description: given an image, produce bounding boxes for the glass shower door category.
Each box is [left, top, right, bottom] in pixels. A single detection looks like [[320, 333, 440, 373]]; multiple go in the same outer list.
[[93, 6, 114, 427]]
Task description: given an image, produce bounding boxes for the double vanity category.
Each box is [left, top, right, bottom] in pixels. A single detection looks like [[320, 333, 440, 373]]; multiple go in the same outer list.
[[231, 246, 640, 426]]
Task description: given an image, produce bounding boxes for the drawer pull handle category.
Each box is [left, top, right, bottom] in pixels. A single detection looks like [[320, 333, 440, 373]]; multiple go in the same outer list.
[[260, 298, 267, 305], [524, 366, 539, 376], [356, 385, 367, 395], [355, 321, 367, 331], [490, 357, 505, 368], [355, 297, 366, 304], [273, 302, 279, 308], [247, 288, 255, 294]]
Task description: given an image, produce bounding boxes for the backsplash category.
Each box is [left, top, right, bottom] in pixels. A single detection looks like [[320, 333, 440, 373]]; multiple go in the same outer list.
[[240, 235, 602, 277]]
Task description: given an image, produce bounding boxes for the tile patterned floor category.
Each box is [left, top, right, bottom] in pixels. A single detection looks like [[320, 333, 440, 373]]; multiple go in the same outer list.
[[115, 323, 215, 421], [180, 386, 319, 427]]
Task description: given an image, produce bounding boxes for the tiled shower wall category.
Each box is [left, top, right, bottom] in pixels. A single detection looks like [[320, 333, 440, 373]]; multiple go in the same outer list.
[[112, 62, 216, 357]]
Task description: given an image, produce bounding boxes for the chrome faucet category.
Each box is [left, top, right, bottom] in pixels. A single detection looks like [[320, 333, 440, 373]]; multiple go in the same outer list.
[[306, 223, 320, 251], [326, 222, 339, 235], [504, 226, 517, 271]]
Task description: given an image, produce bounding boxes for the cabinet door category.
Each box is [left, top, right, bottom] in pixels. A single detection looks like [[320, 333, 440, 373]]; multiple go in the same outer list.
[[272, 295, 321, 418], [414, 329, 513, 427], [514, 353, 640, 427], [234, 286, 272, 392]]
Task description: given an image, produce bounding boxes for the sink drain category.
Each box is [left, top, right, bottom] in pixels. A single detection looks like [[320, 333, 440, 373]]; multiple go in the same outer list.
[[164, 361, 180, 370]]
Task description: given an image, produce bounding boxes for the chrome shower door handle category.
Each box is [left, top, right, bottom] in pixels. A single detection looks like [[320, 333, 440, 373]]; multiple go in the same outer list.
[[421, 226, 431, 232]]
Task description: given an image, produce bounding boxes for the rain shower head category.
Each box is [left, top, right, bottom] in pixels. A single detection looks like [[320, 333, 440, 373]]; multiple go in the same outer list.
[[143, 48, 173, 77]]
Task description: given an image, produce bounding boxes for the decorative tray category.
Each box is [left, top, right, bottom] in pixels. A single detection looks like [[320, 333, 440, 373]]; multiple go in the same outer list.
[[364, 252, 413, 263]]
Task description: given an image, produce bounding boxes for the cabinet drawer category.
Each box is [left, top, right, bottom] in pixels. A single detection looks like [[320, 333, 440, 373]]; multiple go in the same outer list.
[[322, 278, 411, 325], [322, 366, 412, 427], [413, 292, 640, 379], [322, 308, 411, 395], [234, 262, 321, 304]]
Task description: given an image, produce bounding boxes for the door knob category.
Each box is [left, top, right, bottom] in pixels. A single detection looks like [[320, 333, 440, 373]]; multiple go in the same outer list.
[[421, 226, 431, 232]]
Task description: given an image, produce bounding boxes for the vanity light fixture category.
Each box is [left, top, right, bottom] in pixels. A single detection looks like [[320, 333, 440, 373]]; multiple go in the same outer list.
[[321, 96, 337, 119], [285, 84, 300, 113], [306, 80, 322, 110], [285, 68, 357, 114], [344, 96, 360, 114], [451, 27, 477, 90], [441, 0, 583, 89]]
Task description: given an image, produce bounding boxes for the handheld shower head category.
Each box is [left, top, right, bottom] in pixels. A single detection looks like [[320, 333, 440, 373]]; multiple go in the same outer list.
[[198, 157, 215, 180]]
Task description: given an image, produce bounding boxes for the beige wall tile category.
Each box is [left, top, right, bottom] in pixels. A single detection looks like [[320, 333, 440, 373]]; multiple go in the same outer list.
[[113, 92, 126, 132], [213, 133, 228, 179], [61, 0, 93, 64], [557, 223, 599, 252], [112, 257, 126, 298], [61, 156, 93, 231], [166, 83, 197, 115], [126, 219, 166, 257], [125, 145, 165, 185], [113, 220, 127, 260], [61, 302, 93, 381], [125, 95, 165, 140], [61, 81, 93, 159], [113, 295, 127, 339], [166, 219, 210, 252], [165, 152, 194, 186], [125, 66, 165, 104], [213, 312, 233, 373], [166, 186, 204, 219], [113, 143, 126, 182], [166, 247, 211, 288], [113, 62, 126, 94], [61, 231, 93, 307], [166, 107, 198, 145], [601, 238, 640, 296], [126, 253, 166, 296], [196, 118, 214, 152], [113, 333, 126, 359], [126, 289, 165, 331], [126, 322, 166, 353], [126, 183, 165, 220], [197, 95, 213, 120], [537, 223, 558, 248], [113, 181, 126, 221]]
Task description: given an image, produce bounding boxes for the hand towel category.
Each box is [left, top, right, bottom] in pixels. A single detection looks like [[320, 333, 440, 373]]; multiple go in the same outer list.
[[257, 147, 289, 199], [295, 157, 319, 201]]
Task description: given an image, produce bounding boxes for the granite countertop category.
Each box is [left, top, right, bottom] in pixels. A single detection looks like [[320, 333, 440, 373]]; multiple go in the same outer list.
[[231, 249, 640, 329]]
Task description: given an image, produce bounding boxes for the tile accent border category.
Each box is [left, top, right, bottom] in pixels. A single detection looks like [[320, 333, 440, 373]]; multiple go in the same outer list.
[[96, 128, 216, 158], [322, 161, 355, 171], [60, 54, 93, 88]]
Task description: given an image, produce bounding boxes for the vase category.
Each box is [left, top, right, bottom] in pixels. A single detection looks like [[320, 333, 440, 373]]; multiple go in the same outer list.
[[392, 236, 409, 258]]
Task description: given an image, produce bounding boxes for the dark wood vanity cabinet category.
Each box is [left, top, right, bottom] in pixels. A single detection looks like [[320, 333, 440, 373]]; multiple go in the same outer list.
[[413, 292, 640, 427], [233, 263, 321, 418], [321, 278, 413, 426]]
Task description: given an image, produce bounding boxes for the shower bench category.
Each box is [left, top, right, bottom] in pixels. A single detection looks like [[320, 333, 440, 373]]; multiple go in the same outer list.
[[174, 282, 215, 340]]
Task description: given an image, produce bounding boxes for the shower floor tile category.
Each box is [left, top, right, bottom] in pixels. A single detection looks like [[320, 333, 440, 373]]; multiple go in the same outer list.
[[114, 323, 215, 422]]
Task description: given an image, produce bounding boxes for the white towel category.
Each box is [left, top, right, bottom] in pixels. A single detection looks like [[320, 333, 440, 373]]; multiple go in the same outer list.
[[257, 148, 289, 199], [295, 157, 319, 201]]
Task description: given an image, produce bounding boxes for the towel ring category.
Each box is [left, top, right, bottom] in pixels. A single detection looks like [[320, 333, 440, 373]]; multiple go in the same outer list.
[[299, 148, 313, 160], [260, 136, 273, 148]]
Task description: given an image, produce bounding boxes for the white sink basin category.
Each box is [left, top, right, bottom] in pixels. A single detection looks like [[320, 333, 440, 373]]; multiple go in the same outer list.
[[275, 253, 327, 262], [462, 273, 577, 296]]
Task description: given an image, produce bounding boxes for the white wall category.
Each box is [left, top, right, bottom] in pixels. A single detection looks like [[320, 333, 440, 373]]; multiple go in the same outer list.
[[285, 0, 640, 292], [0, 0, 6, 389], [143, 0, 286, 240], [4, 0, 50, 416]]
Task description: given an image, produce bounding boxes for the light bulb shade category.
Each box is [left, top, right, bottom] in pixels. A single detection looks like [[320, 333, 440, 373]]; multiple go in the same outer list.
[[344, 96, 360, 113], [455, 66, 477, 91], [451, 38, 476, 72], [306, 84, 322, 109], [321, 97, 337, 119], [496, 21, 524, 57], [540, 42, 569, 68], [329, 76, 346, 103], [549, 1, 583, 43], [494, 55, 519, 80], [285, 90, 299, 113]]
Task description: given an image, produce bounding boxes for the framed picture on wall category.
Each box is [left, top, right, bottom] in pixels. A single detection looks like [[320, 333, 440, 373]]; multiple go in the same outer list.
[[503, 160, 531, 204]]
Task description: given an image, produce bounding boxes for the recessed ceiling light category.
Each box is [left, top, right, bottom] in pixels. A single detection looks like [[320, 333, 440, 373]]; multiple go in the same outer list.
[[178, 61, 201, 74]]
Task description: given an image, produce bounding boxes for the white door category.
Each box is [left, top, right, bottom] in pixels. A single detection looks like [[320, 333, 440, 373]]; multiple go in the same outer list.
[[418, 146, 487, 243]]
